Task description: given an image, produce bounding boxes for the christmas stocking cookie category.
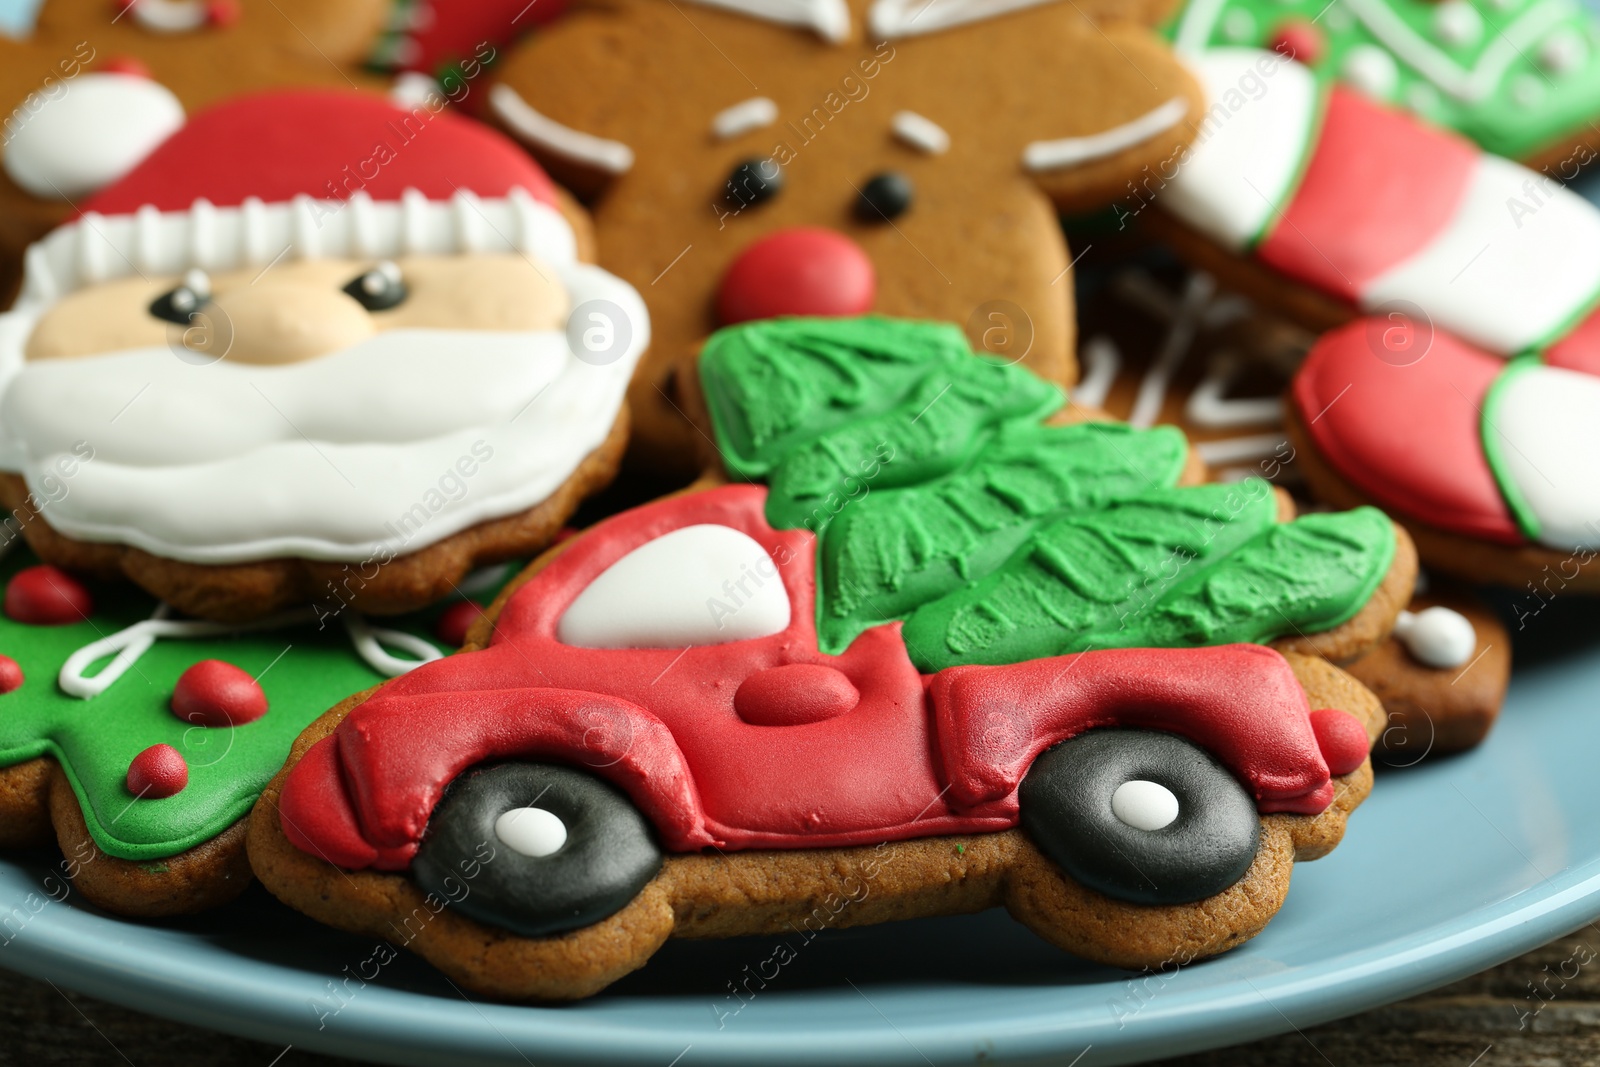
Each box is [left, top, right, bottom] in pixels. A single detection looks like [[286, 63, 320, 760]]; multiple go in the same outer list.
[[250, 315, 1411, 1000], [0, 88, 646, 621], [484, 0, 1207, 472]]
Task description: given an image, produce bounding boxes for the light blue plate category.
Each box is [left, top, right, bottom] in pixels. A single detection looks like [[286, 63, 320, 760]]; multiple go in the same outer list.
[[0, 593, 1594, 1067]]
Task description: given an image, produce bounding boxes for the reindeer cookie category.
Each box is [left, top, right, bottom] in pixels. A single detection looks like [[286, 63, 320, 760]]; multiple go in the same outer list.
[[484, 0, 1205, 471], [0, 88, 644, 622], [1141, 43, 1600, 594], [250, 314, 1411, 1000], [0, 0, 394, 292]]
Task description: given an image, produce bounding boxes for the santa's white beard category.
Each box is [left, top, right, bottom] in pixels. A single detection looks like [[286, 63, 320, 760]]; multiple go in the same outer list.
[[0, 262, 647, 564]]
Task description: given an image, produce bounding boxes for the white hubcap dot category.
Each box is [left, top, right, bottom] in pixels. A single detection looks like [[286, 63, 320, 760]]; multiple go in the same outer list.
[[494, 806, 568, 857], [1111, 780, 1180, 832]]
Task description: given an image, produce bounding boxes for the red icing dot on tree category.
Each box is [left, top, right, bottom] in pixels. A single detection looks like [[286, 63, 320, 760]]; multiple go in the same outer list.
[[717, 227, 876, 325], [4, 566, 93, 626], [1271, 21, 1325, 65], [436, 601, 488, 647], [100, 56, 153, 79], [1310, 708, 1369, 776], [127, 744, 188, 798], [0, 655, 22, 694], [171, 659, 268, 727]]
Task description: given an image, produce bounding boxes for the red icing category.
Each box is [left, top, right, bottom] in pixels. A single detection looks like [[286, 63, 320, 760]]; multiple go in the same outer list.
[[206, 0, 241, 27], [171, 659, 268, 727], [1292, 321, 1521, 543], [1310, 708, 1369, 777], [5, 566, 93, 626], [1543, 302, 1600, 374], [717, 228, 876, 325], [1271, 21, 1325, 65], [281, 486, 1350, 870], [1259, 87, 1477, 301], [0, 655, 23, 694], [100, 56, 152, 78], [435, 601, 487, 647], [82, 90, 559, 218], [127, 744, 188, 799], [734, 663, 860, 726]]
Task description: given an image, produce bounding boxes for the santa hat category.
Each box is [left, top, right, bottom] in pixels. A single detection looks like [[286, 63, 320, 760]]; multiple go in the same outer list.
[[19, 88, 574, 306]]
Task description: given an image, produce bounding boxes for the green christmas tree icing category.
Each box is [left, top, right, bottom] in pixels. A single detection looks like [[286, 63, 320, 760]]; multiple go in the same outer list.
[[0, 547, 506, 862], [700, 316, 1395, 672], [1166, 0, 1600, 161]]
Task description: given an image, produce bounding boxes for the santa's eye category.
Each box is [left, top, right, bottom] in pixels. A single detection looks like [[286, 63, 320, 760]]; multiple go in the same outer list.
[[342, 261, 407, 311], [557, 524, 791, 649], [148, 269, 211, 324], [723, 158, 783, 211]]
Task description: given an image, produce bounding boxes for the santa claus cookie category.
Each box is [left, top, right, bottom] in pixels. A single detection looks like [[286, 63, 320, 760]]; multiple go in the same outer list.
[[0, 0, 394, 293], [0, 89, 646, 622], [483, 0, 1206, 473], [249, 314, 1410, 1000], [1143, 43, 1600, 592], [1071, 262, 1510, 755], [1165, 0, 1600, 168], [0, 535, 513, 917]]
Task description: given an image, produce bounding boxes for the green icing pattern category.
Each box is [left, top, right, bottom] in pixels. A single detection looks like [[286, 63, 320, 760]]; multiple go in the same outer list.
[[1480, 354, 1546, 542], [1167, 0, 1600, 161], [0, 546, 505, 861], [700, 316, 1396, 674]]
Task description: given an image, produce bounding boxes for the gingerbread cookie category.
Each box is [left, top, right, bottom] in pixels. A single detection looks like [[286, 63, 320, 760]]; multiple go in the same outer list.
[[0, 88, 644, 622], [250, 314, 1408, 999], [1138, 43, 1600, 591], [0, 533, 515, 916], [484, 0, 1206, 473], [1071, 260, 1512, 754], [0, 0, 394, 294], [1165, 0, 1600, 167]]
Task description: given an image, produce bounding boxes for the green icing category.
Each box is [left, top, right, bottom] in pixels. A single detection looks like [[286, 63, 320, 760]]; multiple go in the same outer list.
[[1166, 0, 1600, 161], [0, 547, 507, 861], [700, 316, 1398, 672], [1480, 354, 1545, 542]]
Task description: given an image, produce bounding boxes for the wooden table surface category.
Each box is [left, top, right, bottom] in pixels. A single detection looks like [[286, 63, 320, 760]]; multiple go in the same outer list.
[[1, 927, 1594, 1066]]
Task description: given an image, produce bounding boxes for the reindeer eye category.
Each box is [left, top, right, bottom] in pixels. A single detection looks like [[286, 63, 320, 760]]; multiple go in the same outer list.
[[723, 158, 783, 211], [856, 171, 914, 222], [148, 269, 211, 324], [343, 261, 407, 311]]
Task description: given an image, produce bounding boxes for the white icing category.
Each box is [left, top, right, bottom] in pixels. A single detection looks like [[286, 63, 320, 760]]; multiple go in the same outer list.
[[1434, 1, 1484, 48], [1128, 272, 1213, 429], [488, 84, 635, 174], [1220, 7, 1255, 42], [1193, 432, 1287, 466], [3, 73, 184, 200], [1163, 48, 1320, 251], [494, 807, 567, 858], [390, 72, 444, 109], [126, 0, 207, 33], [1186, 352, 1284, 429], [890, 110, 951, 155], [1111, 780, 1179, 832], [1362, 154, 1600, 355], [868, 0, 1058, 39], [688, 0, 850, 41], [712, 96, 779, 140], [557, 525, 791, 649], [1342, 43, 1400, 99], [1539, 26, 1587, 73], [1393, 607, 1477, 669], [1071, 336, 1120, 410], [1488, 364, 1600, 550], [0, 266, 644, 564], [57, 605, 440, 698], [1022, 97, 1188, 173]]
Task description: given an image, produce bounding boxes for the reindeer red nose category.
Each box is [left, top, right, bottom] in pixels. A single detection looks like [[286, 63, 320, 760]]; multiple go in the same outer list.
[[717, 227, 876, 325]]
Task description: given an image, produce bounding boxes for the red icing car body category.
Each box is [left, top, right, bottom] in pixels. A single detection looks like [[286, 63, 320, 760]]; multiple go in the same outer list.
[[280, 485, 1360, 872]]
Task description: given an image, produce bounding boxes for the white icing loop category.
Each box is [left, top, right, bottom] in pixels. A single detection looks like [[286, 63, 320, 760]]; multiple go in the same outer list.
[[127, 0, 208, 33], [891, 110, 950, 154], [1394, 607, 1477, 669], [1185, 352, 1285, 429], [1022, 97, 1187, 173], [1071, 335, 1120, 410], [712, 97, 779, 140], [489, 84, 635, 174], [342, 612, 444, 677], [688, 0, 850, 41], [869, 0, 1058, 39], [3, 73, 185, 200]]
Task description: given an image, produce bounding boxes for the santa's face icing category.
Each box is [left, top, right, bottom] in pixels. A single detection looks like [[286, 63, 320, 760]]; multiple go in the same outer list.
[[0, 240, 647, 565]]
